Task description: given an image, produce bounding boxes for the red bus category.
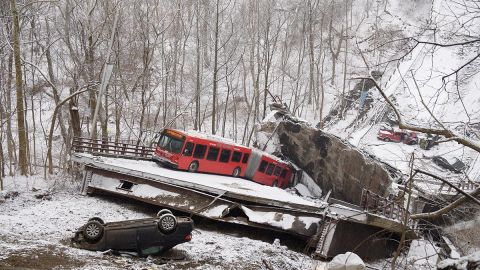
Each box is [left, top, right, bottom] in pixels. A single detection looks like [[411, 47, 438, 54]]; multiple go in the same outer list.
[[152, 129, 293, 188]]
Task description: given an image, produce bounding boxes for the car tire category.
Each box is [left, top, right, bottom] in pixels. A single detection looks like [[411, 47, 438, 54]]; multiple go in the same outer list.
[[188, 161, 199, 173], [157, 209, 173, 217], [384, 137, 390, 142], [83, 220, 104, 242], [232, 167, 241, 177], [88, 217, 105, 225], [272, 180, 278, 187], [158, 214, 177, 234]]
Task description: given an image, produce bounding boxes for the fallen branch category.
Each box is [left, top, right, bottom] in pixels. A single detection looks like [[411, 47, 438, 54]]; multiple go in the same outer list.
[[410, 186, 480, 220], [410, 170, 480, 220]]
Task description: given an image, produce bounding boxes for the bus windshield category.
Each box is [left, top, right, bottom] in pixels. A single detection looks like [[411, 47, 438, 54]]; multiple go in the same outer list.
[[157, 133, 185, 154]]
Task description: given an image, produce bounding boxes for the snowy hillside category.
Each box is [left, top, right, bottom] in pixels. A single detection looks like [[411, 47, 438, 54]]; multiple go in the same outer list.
[[1, 0, 480, 269], [324, 0, 480, 183]]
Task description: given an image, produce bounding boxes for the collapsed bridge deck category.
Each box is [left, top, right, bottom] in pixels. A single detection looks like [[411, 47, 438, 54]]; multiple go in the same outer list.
[[72, 149, 416, 259]]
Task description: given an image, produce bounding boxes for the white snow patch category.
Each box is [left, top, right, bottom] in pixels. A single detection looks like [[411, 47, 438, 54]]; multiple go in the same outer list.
[[240, 206, 321, 231], [406, 239, 439, 269]]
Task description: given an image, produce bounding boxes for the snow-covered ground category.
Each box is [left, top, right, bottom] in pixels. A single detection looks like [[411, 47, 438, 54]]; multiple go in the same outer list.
[[0, 176, 315, 269]]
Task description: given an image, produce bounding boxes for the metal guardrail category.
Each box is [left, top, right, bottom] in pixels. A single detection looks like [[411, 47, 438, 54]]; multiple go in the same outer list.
[[437, 180, 479, 193], [360, 189, 407, 222], [72, 137, 154, 159]]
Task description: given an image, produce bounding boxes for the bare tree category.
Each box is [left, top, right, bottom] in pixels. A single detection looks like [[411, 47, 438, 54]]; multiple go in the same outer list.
[[10, 0, 28, 176], [211, 0, 220, 134]]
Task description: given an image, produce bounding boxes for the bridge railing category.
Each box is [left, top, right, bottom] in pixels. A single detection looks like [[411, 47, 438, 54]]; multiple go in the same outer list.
[[360, 189, 408, 222], [72, 137, 154, 159], [437, 179, 479, 193]]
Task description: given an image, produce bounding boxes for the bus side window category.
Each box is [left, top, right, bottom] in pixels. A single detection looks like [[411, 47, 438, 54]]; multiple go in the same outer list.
[[157, 134, 165, 146], [231, 151, 242, 162], [183, 142, 194, 156], [242, 153, 250, 164], [266, 164, 275, 175], [219, 149, 231, 163], [206, 147, 220, 161], [280, 169, 287, 178], [273, 166, 282, 176], [193, 144, 207, 159], [258, 160, 268, 173]]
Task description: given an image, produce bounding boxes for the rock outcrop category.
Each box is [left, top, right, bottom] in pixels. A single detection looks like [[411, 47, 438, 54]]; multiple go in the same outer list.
[[273, 117, 392, 205]]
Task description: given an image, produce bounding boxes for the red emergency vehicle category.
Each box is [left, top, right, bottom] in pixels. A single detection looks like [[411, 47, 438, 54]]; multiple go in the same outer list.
[[152, 129, 293, 188]]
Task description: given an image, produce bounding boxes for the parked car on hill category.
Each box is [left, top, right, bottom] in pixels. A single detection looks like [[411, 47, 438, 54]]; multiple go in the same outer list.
[[377, 126, 418, 145], [72, 209, 193, 256]]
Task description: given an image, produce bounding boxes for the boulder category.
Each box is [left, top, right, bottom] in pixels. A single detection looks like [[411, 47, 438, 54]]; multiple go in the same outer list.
[[275, 118, 391, 205]]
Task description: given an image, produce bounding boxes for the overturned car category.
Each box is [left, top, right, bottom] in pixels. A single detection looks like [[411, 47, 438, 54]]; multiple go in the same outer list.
[[72, 209, 194, 256]]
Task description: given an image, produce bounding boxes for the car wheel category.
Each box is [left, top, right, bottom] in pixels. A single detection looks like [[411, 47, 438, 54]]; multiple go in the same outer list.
[[272, 180, 278, 187], [157, 209, 173, 217], [158, 214, 177, 234], [188, 161, 199, 173], [384, 137, 390, 142], [232, 167, 241, 177], [83, 220, 104, 242], [88, 217, 104, 225]]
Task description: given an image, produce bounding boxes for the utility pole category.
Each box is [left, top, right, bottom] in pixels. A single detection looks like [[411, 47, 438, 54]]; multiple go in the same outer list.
[[91, 9, 119, 140]]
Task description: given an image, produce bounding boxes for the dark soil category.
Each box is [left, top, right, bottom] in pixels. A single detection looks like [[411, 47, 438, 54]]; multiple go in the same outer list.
[[0, 245, 85, 270]]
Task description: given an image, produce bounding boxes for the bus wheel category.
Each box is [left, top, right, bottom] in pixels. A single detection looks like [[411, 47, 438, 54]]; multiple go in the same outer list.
[[272, 180, 278, 187], [232, 167, 241, 177], [188, 161, 199, 173]]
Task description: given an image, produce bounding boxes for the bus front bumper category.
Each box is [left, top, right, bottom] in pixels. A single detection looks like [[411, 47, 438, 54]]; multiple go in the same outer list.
[[152, 154, 179, 169]]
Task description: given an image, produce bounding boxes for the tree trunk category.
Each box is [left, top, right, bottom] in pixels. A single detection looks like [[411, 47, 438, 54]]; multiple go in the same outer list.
[[69, 83, 82, 139], [318, 53, 326, 128], [0, 101, 4, 189], [307, 0, 315, 105], [202, 0, 210, 67], [101, 85, 109, 141], [0, 139, 3, 189], [194, 0, 202, 131], [222, 66, 231, 137], [11, 0, 28, 175], [341, 0, 349, 116], [254, 0, 261, 123], [29, 17, 37, 173], [5, 53, 16, 175], [87, 31, 96, 137], [328, 4, 343, 87], [211, 0, 220, 134], [22, 69, 32, 173]]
